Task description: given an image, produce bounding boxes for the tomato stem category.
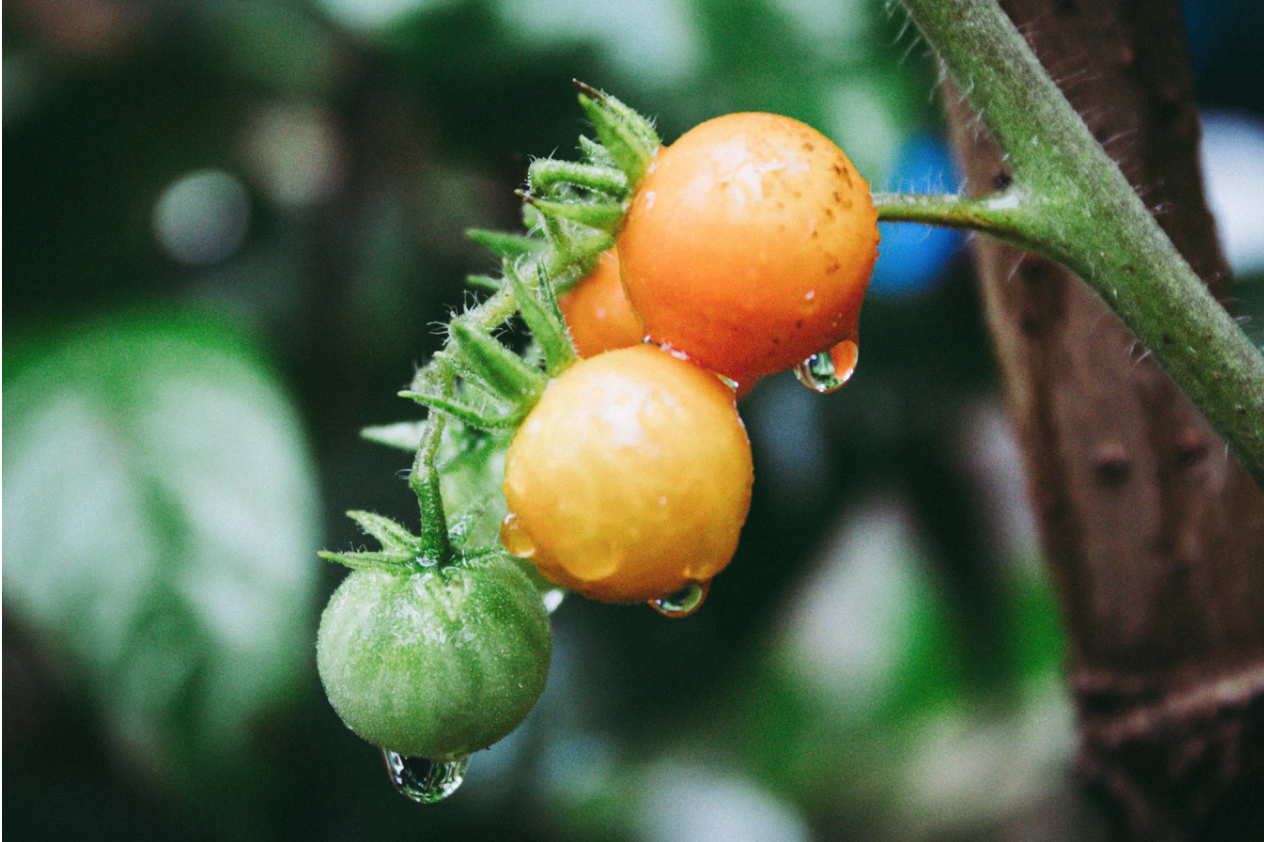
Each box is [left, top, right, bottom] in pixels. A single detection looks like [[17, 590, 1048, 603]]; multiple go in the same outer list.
[[410, 412, 453, 565], [892, 0, 1264, 490], [873, 190, 1037, 249]]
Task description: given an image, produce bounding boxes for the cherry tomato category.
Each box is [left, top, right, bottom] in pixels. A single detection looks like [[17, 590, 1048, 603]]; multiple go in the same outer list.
[[316, 552, 551, 760], [501, 344, 753, 603], [558, 248, 645, 358], [617, 112, 879, 382]]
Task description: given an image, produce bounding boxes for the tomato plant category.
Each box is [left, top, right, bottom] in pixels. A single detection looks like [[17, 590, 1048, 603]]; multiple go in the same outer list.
[[557, 248, 645, 357], [320, 87, 883, 801], [501, 343, 754, 603], [316, 551, 551, 761], [618, 112, 880, 383]]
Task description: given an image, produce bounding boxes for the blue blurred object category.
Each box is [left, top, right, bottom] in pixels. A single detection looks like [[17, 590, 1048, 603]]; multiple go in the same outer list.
[[870, 134, 963, 299]]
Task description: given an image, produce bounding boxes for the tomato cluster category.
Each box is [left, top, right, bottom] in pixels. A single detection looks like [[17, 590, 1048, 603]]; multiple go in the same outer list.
[[507, 110, 877, 605], [316, 90, 878, 785]]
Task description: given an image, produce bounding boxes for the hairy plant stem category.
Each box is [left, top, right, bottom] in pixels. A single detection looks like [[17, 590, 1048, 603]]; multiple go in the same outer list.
[[891, 0, 1264, 490], [410, 406, 452, 565], [405, 287, 521, 564]]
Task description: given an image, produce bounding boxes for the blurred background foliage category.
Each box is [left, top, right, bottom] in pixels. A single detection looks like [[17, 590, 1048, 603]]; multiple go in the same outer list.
[[4, 0, 1262, 839]]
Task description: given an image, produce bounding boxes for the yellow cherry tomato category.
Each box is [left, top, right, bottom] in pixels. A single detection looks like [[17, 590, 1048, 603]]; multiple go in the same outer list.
[[501, 344, 753, 603]]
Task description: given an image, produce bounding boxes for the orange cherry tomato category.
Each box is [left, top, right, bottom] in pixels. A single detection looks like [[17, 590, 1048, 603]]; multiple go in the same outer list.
[[558, 249, 645, 357], [617, 112, 879, 383], [501, 344, 753, 603]]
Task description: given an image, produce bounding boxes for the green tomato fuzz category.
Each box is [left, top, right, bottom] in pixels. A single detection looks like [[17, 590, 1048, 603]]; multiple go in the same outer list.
[[316, 552, 551, 760]]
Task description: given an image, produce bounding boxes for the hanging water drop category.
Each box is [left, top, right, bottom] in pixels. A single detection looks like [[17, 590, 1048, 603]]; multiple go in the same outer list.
[[793, 338, 859, 393], [499, 512, 537, 559], [382, 750, 470, 804], [542, 588, 566, 614], [649, 581, 710, 618]]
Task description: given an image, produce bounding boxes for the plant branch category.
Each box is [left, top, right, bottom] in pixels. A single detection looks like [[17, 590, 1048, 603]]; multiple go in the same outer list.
[[894, 0, 1264, 489], [873, 189, 1041, 251], [410, 402, 452, 565]]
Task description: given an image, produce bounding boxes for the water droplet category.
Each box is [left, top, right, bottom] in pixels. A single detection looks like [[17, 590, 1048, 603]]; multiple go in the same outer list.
[[649, 581, 710, 618], [382, 750, 470, 804], [793, 339, 859, 393], [542, 588, 566, 614], [500, 512, 536, 559]]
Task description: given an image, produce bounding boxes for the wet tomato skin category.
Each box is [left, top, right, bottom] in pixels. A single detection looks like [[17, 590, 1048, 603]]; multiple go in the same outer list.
[[618, 112, 879, 382], [502, 344, 753, 603], [316, 553, 551, 760], [558, 249, 645, 358]]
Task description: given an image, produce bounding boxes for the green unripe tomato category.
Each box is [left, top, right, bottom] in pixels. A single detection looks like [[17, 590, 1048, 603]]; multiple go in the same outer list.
[[316, 552, 551, 760]]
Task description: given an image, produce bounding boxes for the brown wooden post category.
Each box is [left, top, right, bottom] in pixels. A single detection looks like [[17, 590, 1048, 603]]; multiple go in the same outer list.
[[943, 0, 1264, 838]]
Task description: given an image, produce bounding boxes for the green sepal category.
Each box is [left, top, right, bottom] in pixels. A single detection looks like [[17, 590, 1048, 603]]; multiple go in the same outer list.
[[533, 261, 565, 316], [522, 202, 544, 230], [579, 135, 616, 168], [556, 231, 614, 274], [466, 228, 544, 260], [465, 273, 502, 292], [506, 263, 576, 377], [576, 83, 660, 188], [587, 85, 660, 151], [398, 388, 527, 430], [537, 212, 572, 264], [318, 549, 418, 574], [360, 420, 426, 451], [448, 321, 547, 403], [346, 510, 421, 554], [525, 195, 626, 233], [528, 159, 629, 199], [407, 362, 446, 398], [547, 231, 617, 294]]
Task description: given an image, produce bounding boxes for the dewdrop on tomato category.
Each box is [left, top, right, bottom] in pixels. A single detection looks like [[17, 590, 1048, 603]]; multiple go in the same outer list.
[[794, 338, 860, 393]]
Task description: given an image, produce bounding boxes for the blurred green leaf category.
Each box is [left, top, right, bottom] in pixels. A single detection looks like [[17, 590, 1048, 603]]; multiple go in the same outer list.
[[3, 310, 321, 820]]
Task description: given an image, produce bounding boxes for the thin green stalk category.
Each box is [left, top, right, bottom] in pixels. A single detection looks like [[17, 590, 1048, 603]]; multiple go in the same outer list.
[[410, 406, 452, 565], [872, 190, 1042, 252], [895, 0, 1264, 488], [411, 287, 518, 393], [403, 281, 529, 561]]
